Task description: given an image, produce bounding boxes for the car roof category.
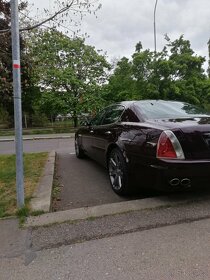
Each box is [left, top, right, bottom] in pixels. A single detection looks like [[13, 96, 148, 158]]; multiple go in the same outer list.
[[116, 100, 176, 108], [115, 99, 191, 107]]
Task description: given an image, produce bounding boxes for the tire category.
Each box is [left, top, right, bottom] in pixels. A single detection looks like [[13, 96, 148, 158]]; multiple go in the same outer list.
[[108, 148, 129, 195], [75, 137, 85, 159]]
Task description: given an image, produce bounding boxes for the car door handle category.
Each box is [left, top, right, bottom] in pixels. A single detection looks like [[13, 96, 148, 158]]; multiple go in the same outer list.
[[90, 130, 94, 134], [105, 131, 112, 135]]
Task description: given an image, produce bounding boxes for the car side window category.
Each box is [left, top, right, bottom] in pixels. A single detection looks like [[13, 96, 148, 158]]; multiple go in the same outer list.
[[101, 106, 125, 125], [121, 108, 140, 122], [91, 110, 106, 126]]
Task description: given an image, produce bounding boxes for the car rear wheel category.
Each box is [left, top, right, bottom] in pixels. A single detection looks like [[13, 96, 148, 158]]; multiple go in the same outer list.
[[108, 148, 129, 195], [75, 137, 85, 158]]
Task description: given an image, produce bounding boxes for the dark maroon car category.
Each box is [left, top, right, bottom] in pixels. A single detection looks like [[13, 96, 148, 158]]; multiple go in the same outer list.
[[75, 100, 210, 195]]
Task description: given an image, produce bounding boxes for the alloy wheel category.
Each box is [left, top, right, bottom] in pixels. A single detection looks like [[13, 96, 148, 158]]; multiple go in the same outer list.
[[108, 152, 124, 191]]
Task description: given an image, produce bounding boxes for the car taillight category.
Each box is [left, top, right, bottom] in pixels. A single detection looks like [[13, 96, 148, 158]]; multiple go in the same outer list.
[[157, 130, 185, 160]]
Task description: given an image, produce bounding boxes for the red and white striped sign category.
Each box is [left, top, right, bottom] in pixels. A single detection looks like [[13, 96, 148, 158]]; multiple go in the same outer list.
[[13, 60, 21, 69]]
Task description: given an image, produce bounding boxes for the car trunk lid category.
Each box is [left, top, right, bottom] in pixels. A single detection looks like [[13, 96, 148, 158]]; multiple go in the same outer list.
[[177, 126, 210, 160], [148, 116, 210, 160]]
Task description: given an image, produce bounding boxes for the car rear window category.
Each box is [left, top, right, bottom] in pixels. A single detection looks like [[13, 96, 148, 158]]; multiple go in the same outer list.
[[134, 101, 210, 119]]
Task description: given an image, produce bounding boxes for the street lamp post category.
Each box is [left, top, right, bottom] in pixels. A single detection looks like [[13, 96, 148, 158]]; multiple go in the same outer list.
[[10, 0, 25, 208], [154, 0, 158, 53]]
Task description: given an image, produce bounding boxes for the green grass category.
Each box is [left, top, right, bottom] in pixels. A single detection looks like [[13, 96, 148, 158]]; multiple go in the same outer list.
[[0, 153, 48, 218]]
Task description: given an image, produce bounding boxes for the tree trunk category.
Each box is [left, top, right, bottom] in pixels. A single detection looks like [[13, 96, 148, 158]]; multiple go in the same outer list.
[[51, 115, 54, 127], [28, 113, 33, 127], [73, 116, 78, 128], [24, 114, 27, 129], [73, 111, 78, 128]]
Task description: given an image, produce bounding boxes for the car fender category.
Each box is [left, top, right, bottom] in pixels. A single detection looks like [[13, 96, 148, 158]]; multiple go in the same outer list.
[[106, 141, 129, 167]]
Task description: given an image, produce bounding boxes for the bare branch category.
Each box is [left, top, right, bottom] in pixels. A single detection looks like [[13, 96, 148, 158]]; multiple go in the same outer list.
[[0, 0, 99, 34]]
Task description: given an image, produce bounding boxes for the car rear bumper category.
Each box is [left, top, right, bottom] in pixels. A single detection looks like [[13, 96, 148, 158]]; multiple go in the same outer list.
[[150, 159, 210, 191]]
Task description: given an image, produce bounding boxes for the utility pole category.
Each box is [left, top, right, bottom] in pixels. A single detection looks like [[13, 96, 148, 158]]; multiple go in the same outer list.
[[11, 0, 25, 208], [154, 0, 158, 53]]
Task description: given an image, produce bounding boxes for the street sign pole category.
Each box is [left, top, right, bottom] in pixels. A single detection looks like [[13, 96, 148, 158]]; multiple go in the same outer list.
[[10, 0, 25, 208]]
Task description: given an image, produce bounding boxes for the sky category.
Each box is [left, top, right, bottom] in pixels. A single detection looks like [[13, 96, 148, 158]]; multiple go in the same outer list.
[[27, 0, 210, 68]]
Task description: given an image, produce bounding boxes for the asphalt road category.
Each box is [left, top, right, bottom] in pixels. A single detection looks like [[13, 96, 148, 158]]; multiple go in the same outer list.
[[55, 152, 143, 210], [0, 138, 74, 154]]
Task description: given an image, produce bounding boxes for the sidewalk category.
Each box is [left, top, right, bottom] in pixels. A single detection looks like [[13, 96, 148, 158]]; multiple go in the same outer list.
[[0, 133, 75, 142], [2, 217, 210, 280], [1, 198, 210, 279], [0, 218, 28, 259]]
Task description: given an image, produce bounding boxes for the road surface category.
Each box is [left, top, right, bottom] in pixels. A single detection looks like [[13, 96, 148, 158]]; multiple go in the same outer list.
[[0, 138, 74, 154], [1, 216, 210, 280]]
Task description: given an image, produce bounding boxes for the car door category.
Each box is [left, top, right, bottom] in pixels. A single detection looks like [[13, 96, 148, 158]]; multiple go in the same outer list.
[[91, 105, 125, 165], [81, 109, 106, 156]]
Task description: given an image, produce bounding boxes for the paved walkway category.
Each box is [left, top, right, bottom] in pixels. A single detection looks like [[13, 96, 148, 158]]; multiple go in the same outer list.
[[0, 218, 28, 259], [2, 218, 210, 280], [1, 198, 210, 279]]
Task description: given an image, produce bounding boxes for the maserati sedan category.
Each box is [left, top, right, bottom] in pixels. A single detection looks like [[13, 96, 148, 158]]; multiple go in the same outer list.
[[75, 100, 210, 195]]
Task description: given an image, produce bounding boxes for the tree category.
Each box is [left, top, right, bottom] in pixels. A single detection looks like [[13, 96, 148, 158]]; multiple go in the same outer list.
[[107, 36, 209, 107], [167, 35, 205, 80], [0, 0, 28, 121], [0, 0, 102, 126], [35, 91, 70, 123], [132, 45, 156, 99], [208, 39, 210, 78], [0, 0, 13, 117], [0, 0, 101, 34], [105, 57, 137, 102], [166, 35, 206, 104], [30, 29, 110, 127]]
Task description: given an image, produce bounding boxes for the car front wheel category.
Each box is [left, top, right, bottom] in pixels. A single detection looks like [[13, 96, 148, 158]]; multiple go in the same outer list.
[[108, 148, 129, 195]]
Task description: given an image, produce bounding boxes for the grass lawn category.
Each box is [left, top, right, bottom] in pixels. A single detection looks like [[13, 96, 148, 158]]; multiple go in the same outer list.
[[0, 153, 48, 218]]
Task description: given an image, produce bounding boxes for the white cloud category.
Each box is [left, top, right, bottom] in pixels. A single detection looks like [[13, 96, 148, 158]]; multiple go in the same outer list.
[[27, 0, 210, 69]]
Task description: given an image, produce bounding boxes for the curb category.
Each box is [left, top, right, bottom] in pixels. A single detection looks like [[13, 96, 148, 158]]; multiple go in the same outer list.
[[25, 193, 204, 228], [0, 135, 74, 142], [30, 151, 56, 213]]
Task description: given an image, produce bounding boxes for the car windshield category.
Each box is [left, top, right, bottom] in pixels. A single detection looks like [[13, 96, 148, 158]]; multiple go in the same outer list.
[[135, 100, 210, 120]]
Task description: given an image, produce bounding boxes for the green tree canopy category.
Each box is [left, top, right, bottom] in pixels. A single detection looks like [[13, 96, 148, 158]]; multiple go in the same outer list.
[[106, 35, 210, 108], [105, 57, 136, 102], [0, 0, 41, 126], [30, 29, 110, 126]]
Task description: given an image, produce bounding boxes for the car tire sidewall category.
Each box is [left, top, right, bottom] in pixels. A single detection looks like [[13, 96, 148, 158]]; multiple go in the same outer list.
[[108, 148, 129, 195]]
